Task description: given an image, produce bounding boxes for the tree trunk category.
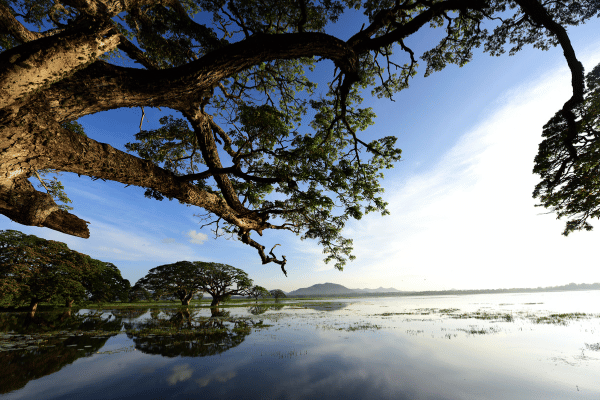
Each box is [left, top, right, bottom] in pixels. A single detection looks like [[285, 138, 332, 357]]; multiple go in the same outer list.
[[210, 297, 220, 307], [178, 290, 195, 306], [60, 309, 72, 320], [210, 307, 224, 318], [29, 299, 38, 317], [65, 299, 74, 308]]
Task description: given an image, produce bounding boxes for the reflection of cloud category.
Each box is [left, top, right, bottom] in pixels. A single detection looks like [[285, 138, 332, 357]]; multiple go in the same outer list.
[[186, 230, 208, 245], [167, 364, 193, 385], [161, 238, 176, 244], [196, 370, 236, 388]]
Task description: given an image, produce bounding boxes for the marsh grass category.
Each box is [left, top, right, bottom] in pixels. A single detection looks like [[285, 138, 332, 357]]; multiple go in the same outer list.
[[585, 343, 600, 351], [458, 325, 502, 335], [534, 313, 590, 324]]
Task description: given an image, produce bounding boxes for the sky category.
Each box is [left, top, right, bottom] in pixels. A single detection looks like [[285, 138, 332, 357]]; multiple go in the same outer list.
[[3, 6, 600, 293]]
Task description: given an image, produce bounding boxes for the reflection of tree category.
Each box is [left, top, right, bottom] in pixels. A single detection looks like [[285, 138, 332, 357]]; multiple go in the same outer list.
[[108, 307, 149, 320], [0, 309, 121, 334], [303, 302, 348, 312], [210, 307, 231, 318], [0, 311, 120, 394], [249, 304, 270, 315], [126, 310, 259, 358]]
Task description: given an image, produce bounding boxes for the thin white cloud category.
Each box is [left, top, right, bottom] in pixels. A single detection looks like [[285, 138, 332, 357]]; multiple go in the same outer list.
[[161, 238, 177, 244], [186, 230, 209, 245]]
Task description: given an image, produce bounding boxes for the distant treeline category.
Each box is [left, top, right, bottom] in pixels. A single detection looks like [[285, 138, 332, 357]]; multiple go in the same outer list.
[[283, 282, 600, 299]]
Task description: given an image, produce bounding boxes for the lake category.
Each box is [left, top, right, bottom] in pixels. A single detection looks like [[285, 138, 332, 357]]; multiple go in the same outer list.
[[2, 291, 600, 399]]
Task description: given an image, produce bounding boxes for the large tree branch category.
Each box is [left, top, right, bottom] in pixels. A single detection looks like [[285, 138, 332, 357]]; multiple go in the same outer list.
[[349, 0, 487, 53], [514, 0, 584, 161], [0, 112, 271, 236], [29, 32, 356, 122], [60, 0, 188, 18], [0, 3, 45, 43], [179, 107, 246, 213], [0, 15, 121, 109], [0, 176, 90, 237]]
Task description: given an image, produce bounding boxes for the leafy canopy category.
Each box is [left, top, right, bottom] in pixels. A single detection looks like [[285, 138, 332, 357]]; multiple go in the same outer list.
[[247, 285, 271, 301], [135, 260, 205, 304], [533, 62, 600, 236], [269, 289, 287, 299], [0, 229, 129, 307]]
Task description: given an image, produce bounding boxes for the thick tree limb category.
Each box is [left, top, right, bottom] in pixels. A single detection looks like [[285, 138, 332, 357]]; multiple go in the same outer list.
[[0, 176, 90, 237], [0, 3, 45, 43], [24, 32, 356, 123], [0, 112, 271, 236], [514, 0, 584, 162], [179, 107, 246, 213], [60, 0, 187, 18], [0, 16, 121, 108]]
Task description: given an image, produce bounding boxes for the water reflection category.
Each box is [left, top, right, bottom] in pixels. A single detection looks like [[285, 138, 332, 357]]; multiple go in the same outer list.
[[0, 311, 122, 395], [2, 292, 600, 400], [303, 302, 348, 312], [248, 303, 285, 315], [123, 307, 263, 357]]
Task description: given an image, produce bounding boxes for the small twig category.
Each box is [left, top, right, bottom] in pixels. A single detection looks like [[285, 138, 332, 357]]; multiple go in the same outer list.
[[33, 170, 51, 192], [139, 106, 145, 131]]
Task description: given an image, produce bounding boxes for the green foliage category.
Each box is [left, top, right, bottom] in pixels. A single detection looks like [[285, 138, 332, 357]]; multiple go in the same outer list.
[[0, 230, 128, 308], [83, 261, 131, 303], [247, 285, 271, 301], [269, 289, 287, 299], [533, 62, 600, 235], [134, 260, 254, 306], [194, 262, 254, 302], [135, 261, 205, 305], [129, 283, 152, 302]]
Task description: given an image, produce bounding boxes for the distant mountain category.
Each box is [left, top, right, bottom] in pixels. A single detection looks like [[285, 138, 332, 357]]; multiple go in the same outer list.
[[352, 287, 402, 293], [286, 283, 401, 297]]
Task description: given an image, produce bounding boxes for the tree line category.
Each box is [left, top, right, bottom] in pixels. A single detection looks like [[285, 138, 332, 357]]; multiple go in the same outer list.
[[0, 229, 285, 312]]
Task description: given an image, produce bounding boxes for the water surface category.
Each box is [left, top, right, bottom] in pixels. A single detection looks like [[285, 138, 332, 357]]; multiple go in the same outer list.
[[2, 291, 599, 399]]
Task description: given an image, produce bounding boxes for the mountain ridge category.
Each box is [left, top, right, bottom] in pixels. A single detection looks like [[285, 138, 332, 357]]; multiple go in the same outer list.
[[278, 282, 600, 297], [285, 282, 401, 296]]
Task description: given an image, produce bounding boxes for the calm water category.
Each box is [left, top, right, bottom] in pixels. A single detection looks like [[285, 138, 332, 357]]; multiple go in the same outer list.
[[2, 291, 600, 399]]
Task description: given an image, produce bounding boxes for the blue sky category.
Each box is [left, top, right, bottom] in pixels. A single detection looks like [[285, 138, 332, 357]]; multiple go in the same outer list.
[[4, 6, 600, 292]]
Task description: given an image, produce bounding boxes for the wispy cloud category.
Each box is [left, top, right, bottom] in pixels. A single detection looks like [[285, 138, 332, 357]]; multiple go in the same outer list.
[[301, 50, 600, 291]]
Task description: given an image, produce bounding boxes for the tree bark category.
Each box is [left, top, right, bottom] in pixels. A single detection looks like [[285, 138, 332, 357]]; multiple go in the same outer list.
[[65, 299, 74, 308]]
